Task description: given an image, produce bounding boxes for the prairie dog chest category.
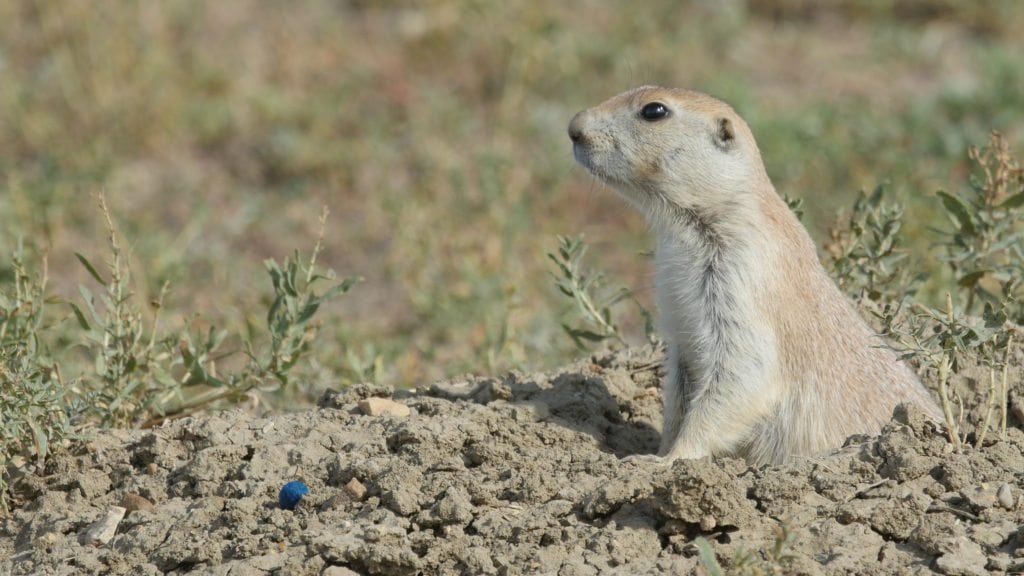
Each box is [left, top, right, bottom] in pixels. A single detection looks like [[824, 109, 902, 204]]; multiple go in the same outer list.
[[653, 238, 711, 346], [652, 230, 774, 381]]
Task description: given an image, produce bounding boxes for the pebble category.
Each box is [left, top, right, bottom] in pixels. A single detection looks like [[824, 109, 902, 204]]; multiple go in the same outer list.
[[700, 515, 717, 532], [357, 397, 411, 417], [81, 506, 126, 546], [997, 483, 1014, 510], [319, 479, 368, 511], [344, 478, 368, 501]]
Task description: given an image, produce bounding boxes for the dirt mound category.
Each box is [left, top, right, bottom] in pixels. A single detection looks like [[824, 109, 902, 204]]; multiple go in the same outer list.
[[3, 345, 1023, 575]]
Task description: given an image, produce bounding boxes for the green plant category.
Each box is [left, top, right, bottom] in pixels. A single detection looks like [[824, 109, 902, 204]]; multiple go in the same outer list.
[[695, 537, 724, 576], [71, 197, 360, 425], [165, 206, 361, 416], [781, 192, 805, 222], [0, 242, 76, 515], [548, 234, 635, 348], [937, 131, 1024, 318], [695, 522, 795, 576], [978, 329, 1014, 446], [69, 194, 176, 427], [825, 186, 925, 304], [868, 133, 1023, 450], [879, 294, 1015, 449], [261, 211, 362, 386], [344, 342, 386, 385]]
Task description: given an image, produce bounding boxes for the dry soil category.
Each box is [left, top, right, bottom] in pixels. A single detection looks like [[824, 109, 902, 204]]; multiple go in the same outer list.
[[3, 344, 1024, 575]]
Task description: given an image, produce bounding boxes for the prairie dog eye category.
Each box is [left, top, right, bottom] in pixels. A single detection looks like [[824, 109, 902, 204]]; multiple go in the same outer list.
[[639, 102, 670, 121]]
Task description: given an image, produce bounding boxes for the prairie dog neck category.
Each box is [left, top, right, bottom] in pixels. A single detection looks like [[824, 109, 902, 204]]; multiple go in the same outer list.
[[652, 199, 779, 407]]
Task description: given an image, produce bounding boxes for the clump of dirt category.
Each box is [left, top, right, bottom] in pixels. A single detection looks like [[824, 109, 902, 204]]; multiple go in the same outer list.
[[2, 345, 1023, 575]]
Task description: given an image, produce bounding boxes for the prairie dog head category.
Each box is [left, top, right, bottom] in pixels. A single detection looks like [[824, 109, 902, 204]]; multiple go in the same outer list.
[[568, 86, 768, 221]]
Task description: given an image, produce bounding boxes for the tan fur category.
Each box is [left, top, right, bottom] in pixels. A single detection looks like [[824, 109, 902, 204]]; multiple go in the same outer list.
[[568, 86, 942, 466]]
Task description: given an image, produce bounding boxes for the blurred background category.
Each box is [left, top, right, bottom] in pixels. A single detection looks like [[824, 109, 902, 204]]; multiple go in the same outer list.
[[2, 0, 1022, 402]]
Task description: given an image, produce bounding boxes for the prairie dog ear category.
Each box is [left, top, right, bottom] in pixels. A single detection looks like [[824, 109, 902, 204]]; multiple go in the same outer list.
[[714, 117, 736, 151]]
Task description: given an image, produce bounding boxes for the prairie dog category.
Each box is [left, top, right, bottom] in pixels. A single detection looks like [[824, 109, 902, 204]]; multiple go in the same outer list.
[[568, 86, 942, 466]]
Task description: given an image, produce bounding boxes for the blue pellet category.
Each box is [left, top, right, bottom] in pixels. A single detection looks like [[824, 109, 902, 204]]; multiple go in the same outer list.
[[279, 480, 310, 510]]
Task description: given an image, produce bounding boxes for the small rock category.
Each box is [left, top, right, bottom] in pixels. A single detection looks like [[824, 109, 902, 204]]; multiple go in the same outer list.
[[357, 397, 411, 417], [81, 506, 127, 546], [344, 478, 367, 501], [508, 403, 548, 422], [972, 523, 1013, 547], [700, 515, 717, 532], [121, 493, 155, 513], [458, 546, 498, 574], [329, 382, 395, 405], [986, 554, 1016, 572], [997, 483, 1014, 510], [891, 403, 936, 436]]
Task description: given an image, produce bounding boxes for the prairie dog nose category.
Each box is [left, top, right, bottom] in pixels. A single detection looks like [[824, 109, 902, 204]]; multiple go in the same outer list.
[[568, 111, 586, 143]]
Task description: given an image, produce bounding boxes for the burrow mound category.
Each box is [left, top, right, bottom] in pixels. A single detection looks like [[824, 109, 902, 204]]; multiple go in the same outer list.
[[3, 345, 1023, 575]]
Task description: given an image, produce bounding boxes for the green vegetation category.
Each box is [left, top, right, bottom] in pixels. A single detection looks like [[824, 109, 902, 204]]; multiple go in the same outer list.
[[937, 132, 1024, 318], [879, 293, 1015, 450], [0, 194, 354, 512], [872, 132, 1023, 449], [1, 242, 76, 515], [548, 234, 652, 349], [67, 197, 358, 428], [1, 1, 1023, 513], [825, 185, 926, 305], [696, 522, 795, 575], [824, 133, 1022, 451]]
